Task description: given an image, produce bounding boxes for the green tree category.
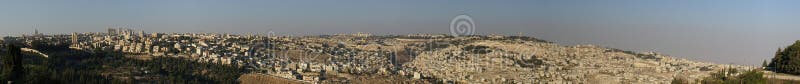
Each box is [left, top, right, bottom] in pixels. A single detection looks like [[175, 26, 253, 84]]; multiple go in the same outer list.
[[767, 40, 800, 75], [696, 68, 767, 84], [2, 45, 23, 82]]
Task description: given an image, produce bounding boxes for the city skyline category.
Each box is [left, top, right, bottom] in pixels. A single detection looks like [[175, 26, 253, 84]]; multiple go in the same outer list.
[[2, 0, 800, 66]]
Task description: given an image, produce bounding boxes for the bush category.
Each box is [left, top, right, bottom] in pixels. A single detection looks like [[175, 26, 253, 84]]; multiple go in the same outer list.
[[671, 77, 689, 84], [694, 69, 766, 84]]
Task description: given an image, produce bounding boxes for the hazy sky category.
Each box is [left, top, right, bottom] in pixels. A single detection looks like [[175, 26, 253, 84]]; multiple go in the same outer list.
[[1, 0, 799, 65]]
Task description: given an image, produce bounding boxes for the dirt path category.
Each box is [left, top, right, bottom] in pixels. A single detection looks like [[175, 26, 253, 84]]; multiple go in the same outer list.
[[21, 48, 48, 58], [763, 71, 800, 81]]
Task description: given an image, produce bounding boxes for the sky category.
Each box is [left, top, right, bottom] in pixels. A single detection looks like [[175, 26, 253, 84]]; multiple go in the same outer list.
[[1, 0, 799, 65]]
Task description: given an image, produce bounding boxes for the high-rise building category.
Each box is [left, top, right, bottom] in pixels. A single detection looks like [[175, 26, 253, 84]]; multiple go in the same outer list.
[[71, 32, 78, 44], [34, 29, 43, 37], [151, 33, 160, 38], [138, 31, 145, 38]]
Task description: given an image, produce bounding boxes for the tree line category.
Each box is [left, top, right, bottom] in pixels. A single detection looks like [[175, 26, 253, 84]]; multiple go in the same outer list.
[[767, 40, 800, 75], [1, 42, 243, 84]]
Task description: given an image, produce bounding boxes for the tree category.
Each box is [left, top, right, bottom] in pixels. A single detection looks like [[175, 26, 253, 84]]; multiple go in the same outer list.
[[696, 68, 767, 84], [767, 40, 800, 75], [768, 48, 782, 69], [2, 45, 23, 82]]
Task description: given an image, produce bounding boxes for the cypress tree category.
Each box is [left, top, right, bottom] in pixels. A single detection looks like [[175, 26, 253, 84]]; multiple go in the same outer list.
[[768, 48, 782, 69]]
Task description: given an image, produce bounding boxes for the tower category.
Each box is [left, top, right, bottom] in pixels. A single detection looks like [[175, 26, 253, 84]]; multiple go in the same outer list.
[[34, 28, 42, 37], [71, 32, 79, 47]]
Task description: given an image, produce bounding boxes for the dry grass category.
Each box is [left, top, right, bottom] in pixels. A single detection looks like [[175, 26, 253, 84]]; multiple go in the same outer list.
[[125, 54, 154, 60], [239, 73, 306, 84]]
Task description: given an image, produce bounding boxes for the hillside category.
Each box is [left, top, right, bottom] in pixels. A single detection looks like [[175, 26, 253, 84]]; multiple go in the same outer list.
[[398, 36, 754, 83], [1, 34, 759, 83]]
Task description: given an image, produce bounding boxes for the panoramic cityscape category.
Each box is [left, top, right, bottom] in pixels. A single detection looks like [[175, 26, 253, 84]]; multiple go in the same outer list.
[[3, 0, 800, 84], [0, 28, 763, 83]]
